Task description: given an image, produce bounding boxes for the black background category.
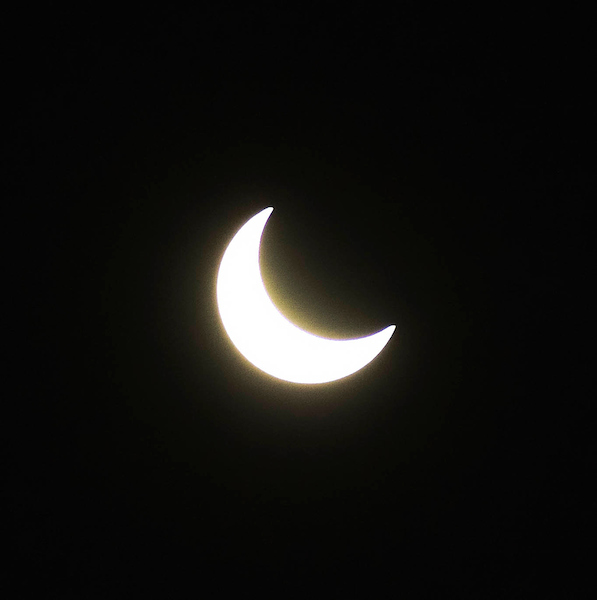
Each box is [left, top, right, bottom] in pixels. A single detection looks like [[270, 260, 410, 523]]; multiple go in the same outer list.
[[7, 6, 587, 596]]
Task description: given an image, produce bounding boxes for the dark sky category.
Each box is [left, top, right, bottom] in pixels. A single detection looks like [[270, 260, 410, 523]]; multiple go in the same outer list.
[[8, 6, 585, 596]]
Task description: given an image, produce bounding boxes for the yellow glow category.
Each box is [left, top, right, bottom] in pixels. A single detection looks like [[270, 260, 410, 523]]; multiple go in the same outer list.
[[216, 207, 396, 384]]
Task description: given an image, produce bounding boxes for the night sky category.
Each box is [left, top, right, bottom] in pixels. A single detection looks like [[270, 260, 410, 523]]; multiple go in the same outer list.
[[8, 6, 585, 596]]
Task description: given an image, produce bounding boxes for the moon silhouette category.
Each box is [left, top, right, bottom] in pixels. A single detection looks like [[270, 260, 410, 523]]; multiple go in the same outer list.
[[216, 207, 396, 384]]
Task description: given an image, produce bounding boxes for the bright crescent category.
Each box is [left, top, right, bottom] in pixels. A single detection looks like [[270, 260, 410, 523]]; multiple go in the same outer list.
[[216, 207, 396, 384]]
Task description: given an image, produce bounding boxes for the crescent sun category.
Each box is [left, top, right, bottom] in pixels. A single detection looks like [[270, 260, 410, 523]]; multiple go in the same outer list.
[[216, 207, 396, 384]]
